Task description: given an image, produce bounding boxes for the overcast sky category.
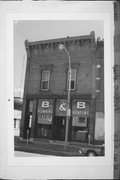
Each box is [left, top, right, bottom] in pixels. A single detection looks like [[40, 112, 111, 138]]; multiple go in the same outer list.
[[14, 20, 104, 97]]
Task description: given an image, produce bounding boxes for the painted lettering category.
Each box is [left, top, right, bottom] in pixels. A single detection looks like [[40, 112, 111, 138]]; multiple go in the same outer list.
[[59, 102, 67, 111], [42, 101, 50, 108], [77, 102, 86, 109]]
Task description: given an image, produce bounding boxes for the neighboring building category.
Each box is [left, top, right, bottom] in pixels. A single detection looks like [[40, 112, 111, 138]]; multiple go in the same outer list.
[[20, 31, 104, 145], [14, 97, 23, 136]]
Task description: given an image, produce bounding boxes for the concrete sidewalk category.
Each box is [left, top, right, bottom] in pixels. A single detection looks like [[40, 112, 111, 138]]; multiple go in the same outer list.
[[15, 151, 53, 157]]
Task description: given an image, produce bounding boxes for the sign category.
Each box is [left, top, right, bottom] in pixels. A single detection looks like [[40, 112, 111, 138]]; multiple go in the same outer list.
[[56, 99, 90, 116], [72, 100, 89, 116], [56, 99, 68, 116], [77, 102, 86, 109], [37, 99, 53, 114], [38, 114, 52, 124]]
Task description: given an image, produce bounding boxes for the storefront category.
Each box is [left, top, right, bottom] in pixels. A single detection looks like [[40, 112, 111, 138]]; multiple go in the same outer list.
[[54, 99, 68, 141], [32, 98, 91, 143], [71, 100, 90, 142], [37, 99, 54, 139]]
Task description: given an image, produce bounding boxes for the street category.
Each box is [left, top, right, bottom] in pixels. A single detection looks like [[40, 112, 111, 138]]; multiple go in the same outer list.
[[14, 138, 83, 156]]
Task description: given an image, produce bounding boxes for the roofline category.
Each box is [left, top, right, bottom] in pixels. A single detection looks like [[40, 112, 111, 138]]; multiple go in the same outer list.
[[25, 34, 94, 46]]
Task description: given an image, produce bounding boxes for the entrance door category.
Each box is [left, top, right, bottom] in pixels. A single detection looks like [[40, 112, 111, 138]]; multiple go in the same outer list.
[[54, 116, 66, 141]]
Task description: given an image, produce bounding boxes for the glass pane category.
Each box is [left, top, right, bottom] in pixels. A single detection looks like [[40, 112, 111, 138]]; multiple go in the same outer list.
[[71, 80, 75, 90], [42, 71, 49, 81], [68, 69, 76, 80], [42, 81, 48, 90], [29, 100, 33, 112], [71, 69, 76, 80]]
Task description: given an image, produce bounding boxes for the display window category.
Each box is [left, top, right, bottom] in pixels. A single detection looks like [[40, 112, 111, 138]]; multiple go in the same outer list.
[[37, 124, 52, 139], [72, 116, 88, 142]]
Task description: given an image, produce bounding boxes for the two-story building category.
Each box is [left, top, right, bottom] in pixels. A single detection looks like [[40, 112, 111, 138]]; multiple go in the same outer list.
[[20, 31, 104, 145]]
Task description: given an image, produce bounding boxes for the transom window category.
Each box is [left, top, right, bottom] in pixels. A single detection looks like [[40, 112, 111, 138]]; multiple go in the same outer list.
[[67, 68, 76, 90], [41, 70, 50, 90]]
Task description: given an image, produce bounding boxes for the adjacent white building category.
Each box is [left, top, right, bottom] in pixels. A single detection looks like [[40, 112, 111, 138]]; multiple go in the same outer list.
[[14, 96, 23, 136]]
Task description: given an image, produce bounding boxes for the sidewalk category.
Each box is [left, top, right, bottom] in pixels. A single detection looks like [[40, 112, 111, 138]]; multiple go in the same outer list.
[[14, 137, 83, 156], [15, 151, 53, 157]]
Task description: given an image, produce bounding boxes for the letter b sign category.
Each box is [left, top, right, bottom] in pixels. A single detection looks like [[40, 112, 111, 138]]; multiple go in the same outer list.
[[77, 102, 86, 109], [42, 101, 49, 108]]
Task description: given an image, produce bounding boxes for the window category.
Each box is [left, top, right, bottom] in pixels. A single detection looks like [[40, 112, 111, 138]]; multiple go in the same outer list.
[[67, 68, 76, 90], [14, 119, 17, 128], [41, 70, 50, 90]]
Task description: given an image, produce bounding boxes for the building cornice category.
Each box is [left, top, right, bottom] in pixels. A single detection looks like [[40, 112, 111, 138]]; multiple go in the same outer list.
[[24, 31, 97, 55], [26, 34, 93, 46]]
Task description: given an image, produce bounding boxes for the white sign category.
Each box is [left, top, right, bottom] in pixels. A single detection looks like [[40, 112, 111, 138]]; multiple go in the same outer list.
[[38, 99, 53, 114], [77, 102, 86, 109], [42, 101, 50, 108]]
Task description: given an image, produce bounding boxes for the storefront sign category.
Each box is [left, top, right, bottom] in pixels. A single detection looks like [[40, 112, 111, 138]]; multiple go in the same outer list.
[[38, 114, 52, 124], [37, 99, 53, 114], [56, 99, 90, 116], [72, 100, 89, 116], [56, 99, 68, 116]]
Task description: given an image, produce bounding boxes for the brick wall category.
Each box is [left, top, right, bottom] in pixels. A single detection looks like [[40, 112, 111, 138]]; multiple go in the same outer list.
[[26, 36, 96, 97]]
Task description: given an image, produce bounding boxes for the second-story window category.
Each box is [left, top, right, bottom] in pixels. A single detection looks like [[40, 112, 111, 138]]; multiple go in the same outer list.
[[67, 68, 76, 90], [41, 70, 50, 91]]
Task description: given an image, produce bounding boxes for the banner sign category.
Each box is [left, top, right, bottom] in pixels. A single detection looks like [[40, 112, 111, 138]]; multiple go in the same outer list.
[[72, 100, 89, 116], [37, 99, 54, 114]]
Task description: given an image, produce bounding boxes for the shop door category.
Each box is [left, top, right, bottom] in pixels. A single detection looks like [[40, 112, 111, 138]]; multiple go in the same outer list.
[[54, 116, 66, 141]]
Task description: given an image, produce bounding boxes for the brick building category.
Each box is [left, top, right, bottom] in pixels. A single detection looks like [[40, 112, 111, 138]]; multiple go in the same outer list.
[[20, 31, 104, 145]]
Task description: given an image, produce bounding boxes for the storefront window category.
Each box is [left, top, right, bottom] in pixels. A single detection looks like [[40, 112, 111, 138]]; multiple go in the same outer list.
[[72, 116, 87, 127], [29, 100, 33, 112], [14, 119, 17, 128], [72, 116, 88, 142], [37, 99, 53, 139]]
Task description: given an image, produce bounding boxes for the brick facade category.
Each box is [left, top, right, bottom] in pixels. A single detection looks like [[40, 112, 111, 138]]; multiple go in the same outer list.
[[20, 31, 104, 145]]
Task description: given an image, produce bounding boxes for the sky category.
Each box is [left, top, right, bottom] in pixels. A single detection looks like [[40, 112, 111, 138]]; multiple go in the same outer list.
[[14, 20, 104, 97]]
